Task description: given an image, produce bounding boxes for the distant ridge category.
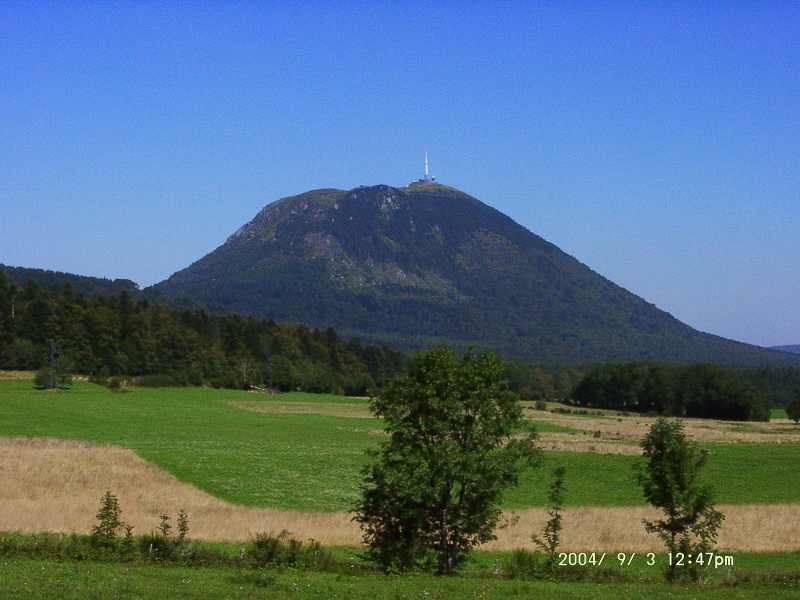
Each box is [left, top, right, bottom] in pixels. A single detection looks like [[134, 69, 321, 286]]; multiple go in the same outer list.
[[153, 183, 800, 366], [772, 345, 800, 354], [0, 264, 139, 297]]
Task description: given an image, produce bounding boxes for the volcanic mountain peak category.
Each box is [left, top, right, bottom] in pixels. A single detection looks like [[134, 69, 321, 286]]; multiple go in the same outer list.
[[155, 184, 798, 366]]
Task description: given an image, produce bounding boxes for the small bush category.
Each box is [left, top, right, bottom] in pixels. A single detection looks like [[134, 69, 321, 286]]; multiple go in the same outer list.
[[504, 548, 540, 578], [34, 365, 72, 389], [33, 369, 52, 390], [247, 531, 335, 569], [302, 539, 337, 571], [120, 525, 135, 557], [65, 534, 100, 561], [91, 491, 124, 548], [534, 399, 547, 411], [137, 510, 197, 562], [140, 532, 177, 561], [177, 509, 189, 545], [249, 531, 289, 564], [158, 514, 172, 538], [89, 367, 111, 386], [174, 543, 230, 567], [532, 466, 566, 570]]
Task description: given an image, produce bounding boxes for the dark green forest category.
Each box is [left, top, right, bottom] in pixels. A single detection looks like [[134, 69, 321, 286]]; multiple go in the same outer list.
[[0, 266, 582, 398], [571, 362, 778, 421], [0, 270, 405, 394], [1, 266, 797, 417]]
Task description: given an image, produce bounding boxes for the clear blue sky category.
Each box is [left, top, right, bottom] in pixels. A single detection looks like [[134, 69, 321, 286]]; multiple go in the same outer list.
[[1, 2, 798, 347]]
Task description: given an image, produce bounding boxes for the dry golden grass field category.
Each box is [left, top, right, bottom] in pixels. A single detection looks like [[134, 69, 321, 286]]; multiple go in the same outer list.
[[2, 436, 799, 553], [0, 371, 36, 380], [524, 405, 800, 445]]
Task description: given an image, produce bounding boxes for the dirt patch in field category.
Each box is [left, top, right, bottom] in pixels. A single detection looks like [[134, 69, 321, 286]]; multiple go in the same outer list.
[[1, 437, 798, 552], [229, 400, 374, 419], [526, 409, 800, 444], [535, 433, 640, 455], [0, 371, 36, 380]]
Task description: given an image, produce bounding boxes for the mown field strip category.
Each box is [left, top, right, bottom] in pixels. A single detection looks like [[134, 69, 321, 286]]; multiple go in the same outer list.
[[2, 437, 799, 552]]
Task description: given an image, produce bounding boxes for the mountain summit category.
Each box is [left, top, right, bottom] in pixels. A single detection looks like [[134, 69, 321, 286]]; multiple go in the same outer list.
[[155, 184, 794, 365]]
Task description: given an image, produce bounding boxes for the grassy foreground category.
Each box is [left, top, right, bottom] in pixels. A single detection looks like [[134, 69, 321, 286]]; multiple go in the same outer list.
[[2, 557, 800, 600], [1, 381, 799, 511], [1, 530, 798, 598]]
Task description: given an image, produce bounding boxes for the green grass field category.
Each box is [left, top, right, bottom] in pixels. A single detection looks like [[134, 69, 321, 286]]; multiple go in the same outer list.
[[2, 556, 800, 600], [2, 380, 799, 597], [1, 381, 799, 511], [772, 408, 789, 419]]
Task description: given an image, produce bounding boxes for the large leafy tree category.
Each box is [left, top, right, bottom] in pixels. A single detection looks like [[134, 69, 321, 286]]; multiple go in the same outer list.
[[636, 418, 724, 582], [354, 346, 541, 574]]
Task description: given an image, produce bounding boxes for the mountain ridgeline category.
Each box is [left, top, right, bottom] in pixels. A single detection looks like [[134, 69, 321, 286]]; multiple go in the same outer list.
[[772, 345, 800, 355], [154, 183, 796, 366]]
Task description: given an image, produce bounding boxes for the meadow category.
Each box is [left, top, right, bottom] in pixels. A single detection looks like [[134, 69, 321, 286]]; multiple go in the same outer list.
[[0, 381, 799, 512], [1, 379, 800, 597], [6, 556, 800, 600]]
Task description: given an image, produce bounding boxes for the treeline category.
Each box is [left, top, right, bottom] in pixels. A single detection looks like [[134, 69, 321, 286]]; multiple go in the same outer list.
[[505, 359, 585, 402], [571, 362, 771, 421], [0, 272, 405, 394], [734, 366, 800, 409], [1, 263, 140, 297], [2, 267, 797, 412]]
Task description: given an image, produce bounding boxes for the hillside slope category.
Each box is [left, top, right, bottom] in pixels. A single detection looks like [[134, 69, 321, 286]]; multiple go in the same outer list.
[[154, 183, 797, 365]]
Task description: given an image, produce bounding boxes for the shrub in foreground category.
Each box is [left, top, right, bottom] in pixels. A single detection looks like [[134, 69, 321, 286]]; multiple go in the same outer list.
[[532, 466, 566, 571], [355, 347, 542, 574], [91, 490, 125, 548], [248, 531, 336, 570], [636, 418, 724, 583]]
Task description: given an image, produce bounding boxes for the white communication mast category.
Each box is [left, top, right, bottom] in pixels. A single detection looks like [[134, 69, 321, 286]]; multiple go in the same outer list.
[[423, 151, 435, 182]]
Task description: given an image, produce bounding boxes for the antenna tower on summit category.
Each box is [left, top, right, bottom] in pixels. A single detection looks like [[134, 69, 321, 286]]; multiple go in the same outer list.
[[410, 151, 437, 186], [422, 151, 435, 182]]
